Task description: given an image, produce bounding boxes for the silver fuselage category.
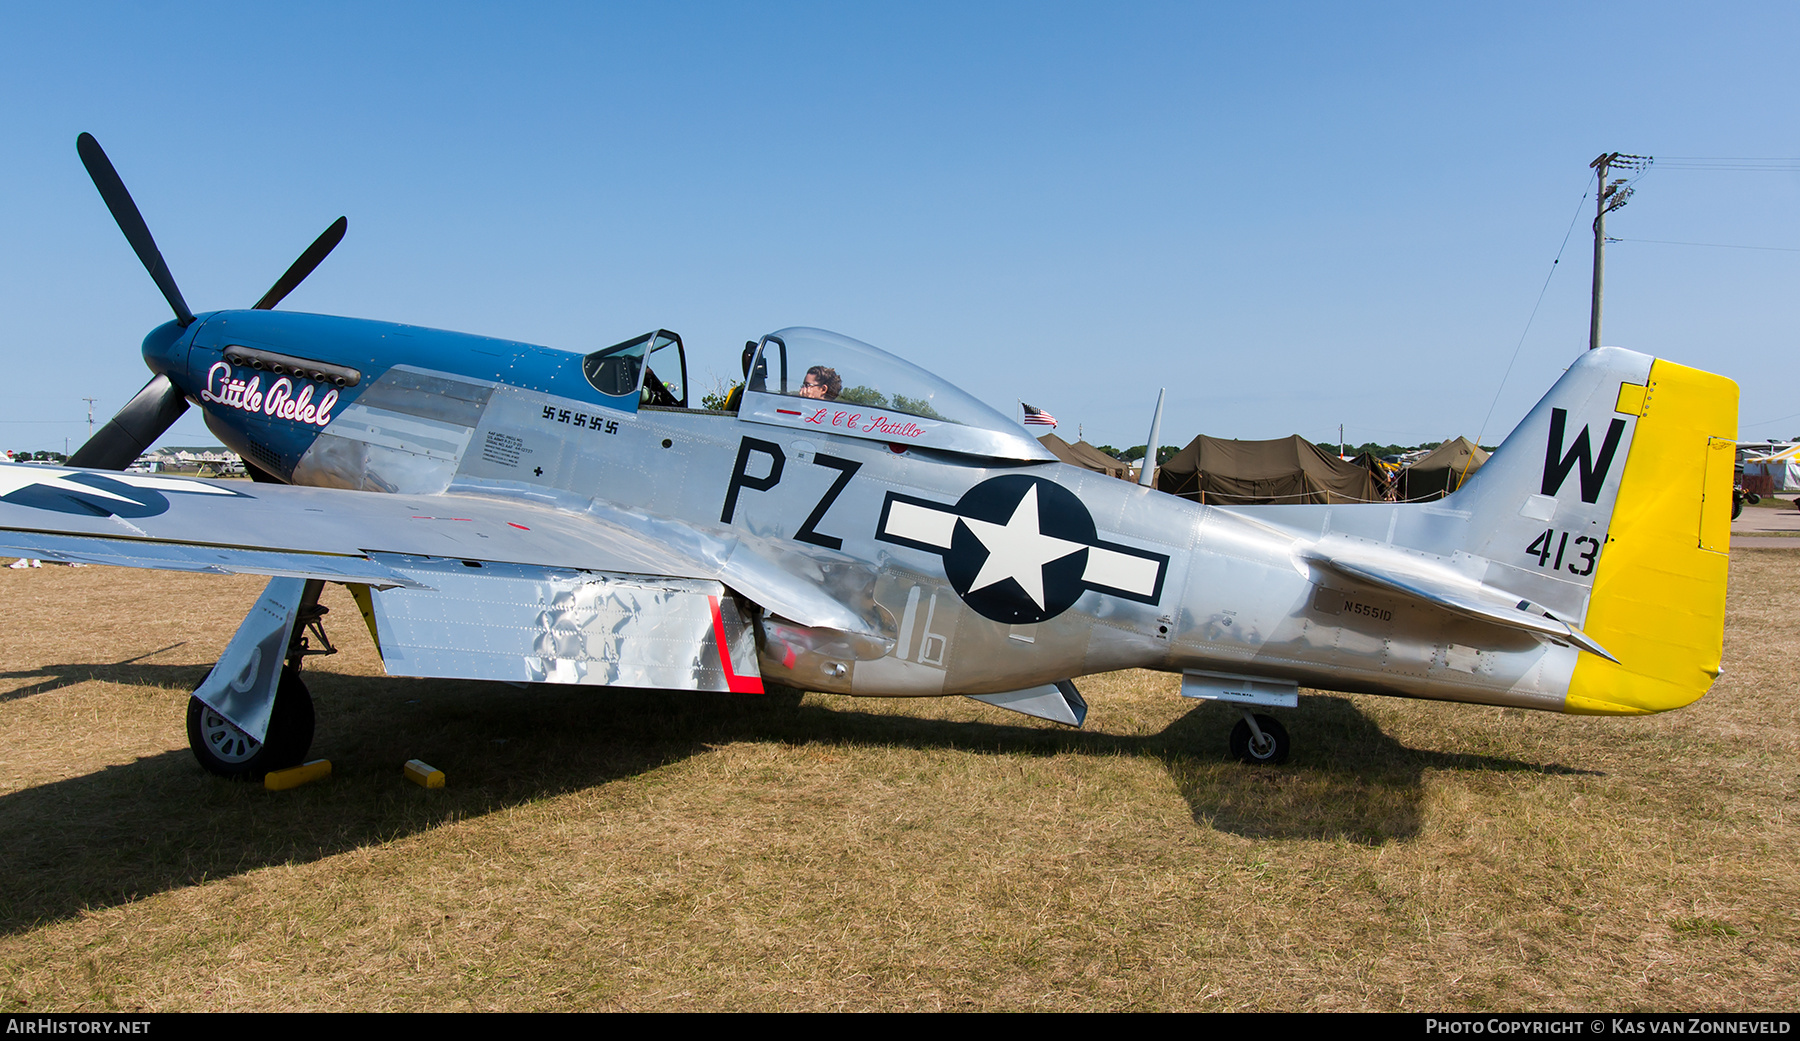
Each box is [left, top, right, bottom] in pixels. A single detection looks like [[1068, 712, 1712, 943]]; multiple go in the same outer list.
[[275, 361, 1574, 711]]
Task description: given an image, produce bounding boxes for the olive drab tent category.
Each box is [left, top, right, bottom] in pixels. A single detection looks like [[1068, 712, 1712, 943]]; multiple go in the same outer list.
[[1038, 433, 1131, 480], [1154, 434, 1381, 505], [1350, 452, 1400, 502], [1397, 436, 1489, 502]]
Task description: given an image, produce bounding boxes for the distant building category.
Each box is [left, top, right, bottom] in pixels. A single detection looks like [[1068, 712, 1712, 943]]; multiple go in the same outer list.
[[140, 446, 244, 475]]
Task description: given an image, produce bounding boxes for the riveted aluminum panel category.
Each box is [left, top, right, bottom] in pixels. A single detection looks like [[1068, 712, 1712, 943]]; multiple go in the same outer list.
[[365, 556, 762, 692]]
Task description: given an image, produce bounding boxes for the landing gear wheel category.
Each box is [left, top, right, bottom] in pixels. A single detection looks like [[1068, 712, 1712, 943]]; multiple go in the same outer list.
[[186, 666, 316, 779], [1229, 713, 1290, 765]]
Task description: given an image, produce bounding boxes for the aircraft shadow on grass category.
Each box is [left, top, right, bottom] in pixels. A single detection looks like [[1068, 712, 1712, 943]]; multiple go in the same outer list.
[[0, 645, 197, 704], [0, 671, 1599, 935]]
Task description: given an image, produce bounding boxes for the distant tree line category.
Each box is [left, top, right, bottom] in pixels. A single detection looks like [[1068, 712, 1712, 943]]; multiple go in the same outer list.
[[1093, 445, 1181, 465], [1333, 441, 1442, 458], [1324, 441, 1496, 458]]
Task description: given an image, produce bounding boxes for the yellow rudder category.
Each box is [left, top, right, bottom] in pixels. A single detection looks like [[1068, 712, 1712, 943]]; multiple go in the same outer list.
[[1565, 358, 1738, 715]]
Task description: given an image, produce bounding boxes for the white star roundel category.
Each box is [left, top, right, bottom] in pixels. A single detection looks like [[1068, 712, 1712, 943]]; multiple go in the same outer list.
[[875, 475, 1168, 624], [0, 463, 244, 518]]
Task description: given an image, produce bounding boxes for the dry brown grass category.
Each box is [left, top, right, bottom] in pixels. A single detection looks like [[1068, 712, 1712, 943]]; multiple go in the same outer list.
[[0, 552, 1795, 1011]]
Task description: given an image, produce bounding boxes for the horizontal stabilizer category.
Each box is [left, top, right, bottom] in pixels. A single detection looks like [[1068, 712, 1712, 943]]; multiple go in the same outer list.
[[1303, 538, 1617, 663]]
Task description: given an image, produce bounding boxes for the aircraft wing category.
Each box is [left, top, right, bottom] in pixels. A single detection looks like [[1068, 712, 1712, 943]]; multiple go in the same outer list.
[[0, 463, 879, 641]]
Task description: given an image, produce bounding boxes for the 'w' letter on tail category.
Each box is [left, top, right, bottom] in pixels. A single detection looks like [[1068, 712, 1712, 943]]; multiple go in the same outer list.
[[1541, 408, 1626, 504]]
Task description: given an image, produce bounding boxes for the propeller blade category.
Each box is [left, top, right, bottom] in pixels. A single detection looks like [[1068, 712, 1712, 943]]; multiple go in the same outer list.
[[76, 133, 195, 327], [254, 216, 347, 311], [66, 374, 190, 470]]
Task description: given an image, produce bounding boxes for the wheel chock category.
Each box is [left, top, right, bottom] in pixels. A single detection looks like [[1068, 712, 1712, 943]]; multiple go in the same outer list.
[[264, 759, 332, 791], [404, 759, 445, 788]]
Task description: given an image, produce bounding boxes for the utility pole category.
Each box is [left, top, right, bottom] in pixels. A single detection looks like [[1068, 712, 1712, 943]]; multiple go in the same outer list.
[[83, 397, 97, 442], [1589, 152, 1652, 350]]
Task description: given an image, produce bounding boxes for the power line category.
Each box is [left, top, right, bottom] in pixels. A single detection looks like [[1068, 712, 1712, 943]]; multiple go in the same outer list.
[[1472, 179, 1593, 450], [1613, 237, 1800, 253], [1647, 157, 1800, 171], [1745, 413, 1800, 431]]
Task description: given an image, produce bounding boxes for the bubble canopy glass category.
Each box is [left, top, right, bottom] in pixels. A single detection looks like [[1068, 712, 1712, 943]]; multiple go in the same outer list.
[[740, 328, 1053, 461]]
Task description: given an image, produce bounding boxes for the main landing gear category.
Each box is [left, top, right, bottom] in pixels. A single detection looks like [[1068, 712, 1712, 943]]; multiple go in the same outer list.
[[187, 579, 337, 779], [1229, 710, 1290, 765], [187, 666, 315, 778]]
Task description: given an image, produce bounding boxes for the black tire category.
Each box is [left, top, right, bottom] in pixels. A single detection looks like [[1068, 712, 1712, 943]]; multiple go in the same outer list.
[[1747, 493, 1762, 506], [1229, 714, 1290, 765], [186, 666, 315, 779]]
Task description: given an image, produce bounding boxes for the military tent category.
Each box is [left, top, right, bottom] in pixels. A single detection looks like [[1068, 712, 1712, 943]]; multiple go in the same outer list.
[[1154, 434, 1380, 505], [1350, 452, 1399, 501], [1038, 434, 1131, 479], [1397, 437, 1489, 501]]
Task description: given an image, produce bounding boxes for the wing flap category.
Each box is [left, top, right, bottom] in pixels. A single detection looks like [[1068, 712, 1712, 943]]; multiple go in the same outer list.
[[364, 556, 763, 692]]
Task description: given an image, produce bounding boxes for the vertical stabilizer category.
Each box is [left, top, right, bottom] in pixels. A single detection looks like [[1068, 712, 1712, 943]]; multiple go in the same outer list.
[[1445, 348, 1737, 714]]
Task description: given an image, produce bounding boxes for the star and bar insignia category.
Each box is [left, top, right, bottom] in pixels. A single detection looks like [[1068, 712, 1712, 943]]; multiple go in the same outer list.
[[875, 474, 1168, 624]]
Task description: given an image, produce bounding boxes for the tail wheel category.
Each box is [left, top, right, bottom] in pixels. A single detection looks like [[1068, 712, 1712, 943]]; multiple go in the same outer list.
[[1229, 713, 1290, 765], [186, 666, 315, 779]]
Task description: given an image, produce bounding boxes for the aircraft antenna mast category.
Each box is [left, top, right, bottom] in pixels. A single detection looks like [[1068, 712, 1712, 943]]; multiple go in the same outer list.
[[1137, 389, 1166, 488], [1589, 152, 1653, 350]]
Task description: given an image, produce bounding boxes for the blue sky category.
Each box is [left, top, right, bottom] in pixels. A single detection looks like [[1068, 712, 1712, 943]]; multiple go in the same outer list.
[[2, 2, 1795, 455]]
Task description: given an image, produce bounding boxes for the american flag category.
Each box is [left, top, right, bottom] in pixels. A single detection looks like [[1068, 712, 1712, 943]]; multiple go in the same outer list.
[[1021, 402, 1057, 428]]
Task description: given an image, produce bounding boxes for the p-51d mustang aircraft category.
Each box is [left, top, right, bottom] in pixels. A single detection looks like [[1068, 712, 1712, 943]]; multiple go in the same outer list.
[[0, 134, 1738, 776]]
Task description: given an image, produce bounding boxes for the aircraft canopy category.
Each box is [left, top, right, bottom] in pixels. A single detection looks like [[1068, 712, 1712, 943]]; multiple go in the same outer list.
[[738, 328, 1053, 461]]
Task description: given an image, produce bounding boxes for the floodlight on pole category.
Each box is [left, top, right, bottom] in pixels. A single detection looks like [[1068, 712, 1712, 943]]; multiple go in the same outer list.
[[1589, 152, 1653, 351]]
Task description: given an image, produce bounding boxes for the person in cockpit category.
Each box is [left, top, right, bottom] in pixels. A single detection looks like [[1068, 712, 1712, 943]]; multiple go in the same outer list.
[[799, 365, 841, 401]]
